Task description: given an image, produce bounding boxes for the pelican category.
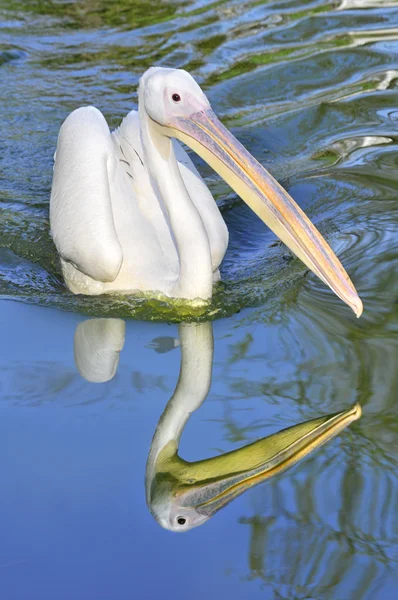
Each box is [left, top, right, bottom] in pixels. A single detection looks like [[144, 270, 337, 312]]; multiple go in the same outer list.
[[50, 67, 363, 316], [73, 318, 362, 531]]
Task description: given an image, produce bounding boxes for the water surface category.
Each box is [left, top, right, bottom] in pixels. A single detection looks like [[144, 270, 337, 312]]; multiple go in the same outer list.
[[0, 1, 397, 598]]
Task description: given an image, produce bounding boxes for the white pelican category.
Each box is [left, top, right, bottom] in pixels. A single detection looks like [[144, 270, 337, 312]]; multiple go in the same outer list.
[[72, 318, 362, 531], [50, 67, 362, 316]]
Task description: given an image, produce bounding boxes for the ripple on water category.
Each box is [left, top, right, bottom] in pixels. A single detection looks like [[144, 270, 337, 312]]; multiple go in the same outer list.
[[0, 45, 26, 66], [0, 0, 397, 324]]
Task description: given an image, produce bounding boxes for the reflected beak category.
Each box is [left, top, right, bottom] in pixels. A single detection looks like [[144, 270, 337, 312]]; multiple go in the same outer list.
[[168, 108, 362, 317], [164, 403, 361, 518]]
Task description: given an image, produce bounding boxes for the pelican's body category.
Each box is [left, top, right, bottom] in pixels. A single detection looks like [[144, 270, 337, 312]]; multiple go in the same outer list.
[[51, 67, 362, 315], [51, 107, 227, 297]]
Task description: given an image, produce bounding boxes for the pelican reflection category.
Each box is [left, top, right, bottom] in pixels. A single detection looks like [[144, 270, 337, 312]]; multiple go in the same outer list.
[[74, 318, 126, 383], [74, 318, 361, 531]]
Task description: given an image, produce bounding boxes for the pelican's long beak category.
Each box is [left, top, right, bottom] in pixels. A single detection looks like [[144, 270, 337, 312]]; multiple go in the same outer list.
[[169, 109, 362, 316], [158, 403, 361, 519]]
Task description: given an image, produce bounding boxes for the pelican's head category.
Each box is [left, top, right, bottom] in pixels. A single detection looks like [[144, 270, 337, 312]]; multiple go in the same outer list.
[[140, 67, 210, 125], [139, 67, 362, 317], [147, 402, 361, 532]]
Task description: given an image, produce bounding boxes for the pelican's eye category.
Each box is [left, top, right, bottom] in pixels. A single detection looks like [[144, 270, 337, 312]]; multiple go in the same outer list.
[[172, 93, 181, 102], [177, 517, 186, 525]]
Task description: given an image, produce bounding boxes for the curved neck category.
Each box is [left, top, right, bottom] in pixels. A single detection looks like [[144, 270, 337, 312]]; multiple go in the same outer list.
[[138, 95, 213, 300], [146, 323, 214, 495]]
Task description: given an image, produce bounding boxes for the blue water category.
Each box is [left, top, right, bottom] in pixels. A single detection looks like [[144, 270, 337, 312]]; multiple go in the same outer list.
[[1, 299, 396, 599]]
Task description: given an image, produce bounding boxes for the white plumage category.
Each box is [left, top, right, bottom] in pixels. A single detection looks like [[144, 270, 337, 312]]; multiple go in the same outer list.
[[50, 104, 228, 297], [50, 66, 362, 315]]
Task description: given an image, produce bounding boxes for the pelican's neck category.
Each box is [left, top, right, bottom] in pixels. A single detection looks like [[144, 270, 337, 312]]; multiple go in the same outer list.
[[146, 323, 213, 496], [138, 96, 213, 300]]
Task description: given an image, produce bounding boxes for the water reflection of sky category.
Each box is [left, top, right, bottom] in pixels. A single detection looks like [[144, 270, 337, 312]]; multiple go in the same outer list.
[[1, 300, 396, 599]]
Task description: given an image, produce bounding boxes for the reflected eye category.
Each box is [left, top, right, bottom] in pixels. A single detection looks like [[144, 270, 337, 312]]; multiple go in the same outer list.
[[177, 517, 186, 525], [172, 93, 181, 102]]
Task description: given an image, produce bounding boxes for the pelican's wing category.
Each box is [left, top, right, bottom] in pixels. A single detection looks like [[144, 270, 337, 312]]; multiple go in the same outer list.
[[50, 107, 123, 282], [112, 110, 174, 232], [111, 110, 155, 201]]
